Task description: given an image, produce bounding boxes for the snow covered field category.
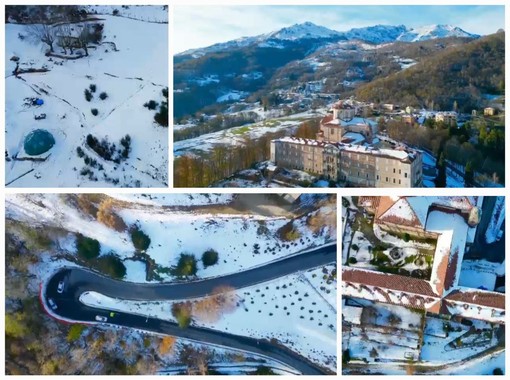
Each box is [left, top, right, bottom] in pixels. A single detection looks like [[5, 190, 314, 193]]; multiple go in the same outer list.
[[5, 7, 168, 187], [174, 110, 319, 156], [81, 264, 337, 372], [118, 207, 330, 279], [108, 193, 235, 207], [6, 193, 335, 282]]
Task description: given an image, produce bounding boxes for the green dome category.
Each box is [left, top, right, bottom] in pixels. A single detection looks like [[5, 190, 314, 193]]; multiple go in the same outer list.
[[24, 129, 55, 156]]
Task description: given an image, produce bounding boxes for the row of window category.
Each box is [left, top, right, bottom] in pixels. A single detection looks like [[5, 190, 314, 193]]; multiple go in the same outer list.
[[376, 175, 403, 185]]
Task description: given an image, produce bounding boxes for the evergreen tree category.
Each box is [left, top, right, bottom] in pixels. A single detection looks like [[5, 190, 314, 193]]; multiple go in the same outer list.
[[435, 152, 447, 188], [464, 160, 474, 187]]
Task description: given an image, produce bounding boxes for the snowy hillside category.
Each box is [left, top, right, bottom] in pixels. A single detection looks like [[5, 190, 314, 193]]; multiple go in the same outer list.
[[264, 21, 342, 41], [397, 24, 478, 42], [342, 24, 408, 44], [5, 7, 168, 187]]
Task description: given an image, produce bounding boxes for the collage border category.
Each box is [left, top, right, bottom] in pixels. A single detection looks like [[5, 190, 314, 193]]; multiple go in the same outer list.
[[1, 0, 509, 377]]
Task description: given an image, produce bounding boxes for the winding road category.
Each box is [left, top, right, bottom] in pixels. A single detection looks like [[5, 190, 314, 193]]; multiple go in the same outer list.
[[42, 243, 337, 375]]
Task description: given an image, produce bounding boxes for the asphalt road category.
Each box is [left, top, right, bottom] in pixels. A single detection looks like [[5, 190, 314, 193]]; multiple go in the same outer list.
[[44, 244, 337, 375]]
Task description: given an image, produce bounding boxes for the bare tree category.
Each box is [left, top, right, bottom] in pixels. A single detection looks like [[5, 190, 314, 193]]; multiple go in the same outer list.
[[179, 344, 212, 375], [77, 25, 90, 56], [56, 23, 73, 54], [27, 23, 56, 52], [191, 285, 238, 323]]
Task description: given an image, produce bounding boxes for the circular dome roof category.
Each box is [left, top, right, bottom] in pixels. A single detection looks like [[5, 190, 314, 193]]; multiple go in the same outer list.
[[23, 129, 55, 156]]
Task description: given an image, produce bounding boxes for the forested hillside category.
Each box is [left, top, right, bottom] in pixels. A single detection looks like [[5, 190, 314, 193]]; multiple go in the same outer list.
[[355, 32, 505, 111]]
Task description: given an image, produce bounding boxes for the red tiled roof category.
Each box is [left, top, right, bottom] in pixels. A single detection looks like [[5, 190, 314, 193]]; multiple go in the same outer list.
[[321, 114, 334, 124], [378, 198, 423, 228], [445, 289, 505, 310], [342, 267, 437, 297], [375, 196, 398, 219]]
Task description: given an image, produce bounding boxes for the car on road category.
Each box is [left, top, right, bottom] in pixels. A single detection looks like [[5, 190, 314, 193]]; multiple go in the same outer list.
[[95, 315, 107, 322], [48, 298, 57, 310], [57, 281, 64, 293]]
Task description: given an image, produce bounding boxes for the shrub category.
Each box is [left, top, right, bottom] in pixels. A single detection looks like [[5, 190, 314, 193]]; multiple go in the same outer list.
[[86, 134, 119, 162], [202, 249, 219, 267], [89, 84, 97, 93], [76, 146, 85, 158], [159, 336, 176, 355], [112, 9, 119, 16], [173, 253, 197, 277], [348, 256, 357, 264], [84, 89, 92, 101], [172, 302, 192, 328], [99, 92, 108, 100], [278, 221, 301, 241], [403, 233, 410, 242], [253, 366, 276, 375], [351, 243, 359, 251], [120, 134, 131, 159], [154, 103, 168, 127], [493, 368, 504, 375], [131, 227, 151, 251], [144, 100, 158, 110], [76, 234, 100, 260], [342, 349, 351, 364], [5, 313, 28, 338], [91, 108, 98, 116], [96, 254, 126, 279], [67, 324, 86, 342]]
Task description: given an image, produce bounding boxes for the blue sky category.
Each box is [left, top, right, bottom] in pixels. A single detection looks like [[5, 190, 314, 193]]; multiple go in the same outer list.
[[174, 5, 505, 53]]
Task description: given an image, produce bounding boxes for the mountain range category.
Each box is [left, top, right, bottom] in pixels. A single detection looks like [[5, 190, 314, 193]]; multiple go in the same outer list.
[[178, 22, 479, 57], [174, 21, 502, 120]]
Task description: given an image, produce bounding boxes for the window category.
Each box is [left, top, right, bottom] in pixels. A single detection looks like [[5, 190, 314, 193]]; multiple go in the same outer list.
[[399, 169, 401, 174], [393, 168, 396, 174], [330, 128, 334, 135], [377, 175, 379, 180], [399, 180, 401, 185], [393, 178, 395, 184], [386, 177, 389, 182], [405, 173, 408, 178]]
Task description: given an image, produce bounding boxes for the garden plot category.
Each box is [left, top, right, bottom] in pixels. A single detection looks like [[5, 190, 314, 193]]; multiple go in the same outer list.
[[81, 266, 337, 372], [346, 326, 421, 362], [346, 212, 435, 278], [343, 298, 423, 362], [5, 12, 168, 187], [421, 317, 498, 363], [345, 298, 423, 332]]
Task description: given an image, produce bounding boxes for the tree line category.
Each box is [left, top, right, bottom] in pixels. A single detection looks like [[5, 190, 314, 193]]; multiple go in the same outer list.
[[174, 119, 320, 187]]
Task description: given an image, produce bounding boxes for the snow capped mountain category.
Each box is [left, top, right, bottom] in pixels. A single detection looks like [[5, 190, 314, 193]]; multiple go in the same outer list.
[[396, 24, 479, 42], [264, 21, 342, 41], [179, 22, 343, 56], [342, 24, 408, 44], [178, 22, 479, 57]]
